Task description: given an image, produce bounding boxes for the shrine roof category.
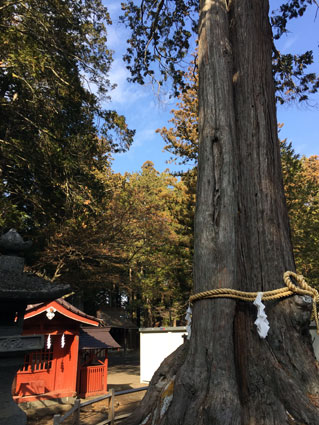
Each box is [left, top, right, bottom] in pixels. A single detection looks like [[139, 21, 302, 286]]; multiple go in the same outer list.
[[79, 327, 121, 349], [0, 229, 70, 302], [25, 298, 101, 327], [96, 307, 138, 329], [0, 270, 69, 302]]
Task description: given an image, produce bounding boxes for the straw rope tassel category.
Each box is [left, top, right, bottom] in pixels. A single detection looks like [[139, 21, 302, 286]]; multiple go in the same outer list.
[[189, 271, 319, 333]]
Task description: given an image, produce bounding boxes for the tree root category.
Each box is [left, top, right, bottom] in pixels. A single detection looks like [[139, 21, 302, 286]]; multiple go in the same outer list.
[[122, 299, 319, 425]]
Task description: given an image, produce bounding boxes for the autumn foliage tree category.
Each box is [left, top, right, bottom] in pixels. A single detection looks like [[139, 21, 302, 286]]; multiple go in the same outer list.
[[33, 159, 193, 324], [96, 162, 193, 327], [281, 141, 319, 287], [126, 162, 193, 327], [157, 62, 199, 167]]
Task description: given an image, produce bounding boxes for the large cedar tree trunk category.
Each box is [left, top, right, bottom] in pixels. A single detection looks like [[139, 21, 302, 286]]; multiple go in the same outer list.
[[123, 1, 319, 424]]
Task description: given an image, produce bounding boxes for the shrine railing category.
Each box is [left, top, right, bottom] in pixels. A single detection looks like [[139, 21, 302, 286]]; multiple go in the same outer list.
[[53, 386, 148, 425], [78, 364, 106, 397]]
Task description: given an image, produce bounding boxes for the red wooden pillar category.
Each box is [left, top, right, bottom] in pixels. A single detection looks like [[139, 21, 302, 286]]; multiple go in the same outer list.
[[103, 350, 108, 392], [70, 334, 79, 393]]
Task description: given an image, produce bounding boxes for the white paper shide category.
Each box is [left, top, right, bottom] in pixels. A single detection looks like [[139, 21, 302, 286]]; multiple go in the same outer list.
[[47, 334, 51, 349], [61, 333, 65, 348], [185, 306, 192, 340], [253, 292, 270, 339]]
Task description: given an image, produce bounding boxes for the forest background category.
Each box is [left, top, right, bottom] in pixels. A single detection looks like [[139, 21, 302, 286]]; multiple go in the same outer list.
[[0, 0, 318, 327]]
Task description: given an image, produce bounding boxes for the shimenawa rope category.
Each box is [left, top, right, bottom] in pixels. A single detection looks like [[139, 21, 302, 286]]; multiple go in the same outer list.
[[189, 271, 319, 333]]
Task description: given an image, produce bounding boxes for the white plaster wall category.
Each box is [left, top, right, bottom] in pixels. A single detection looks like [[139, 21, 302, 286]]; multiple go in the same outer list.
[[140, 330, 186, 382]]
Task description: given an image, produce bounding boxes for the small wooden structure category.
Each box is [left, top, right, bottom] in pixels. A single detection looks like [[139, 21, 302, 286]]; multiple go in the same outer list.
[[13, 298, 120, 404], [96, 307, 138, 351], [78, 327, 120, 398]]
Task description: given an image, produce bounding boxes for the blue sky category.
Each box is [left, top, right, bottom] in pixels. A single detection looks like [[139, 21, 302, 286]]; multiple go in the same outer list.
[[106, 2, 318, 175], [272, 3, 319, 157]]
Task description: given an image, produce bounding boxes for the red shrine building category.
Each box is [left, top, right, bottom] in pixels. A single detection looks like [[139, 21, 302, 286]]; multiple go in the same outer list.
[[13, 298, 120, 404]]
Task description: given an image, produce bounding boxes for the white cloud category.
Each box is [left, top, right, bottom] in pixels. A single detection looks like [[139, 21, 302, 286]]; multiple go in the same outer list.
[[107, 21, 125, 50], [108, 58, 149, 105], [281, 35, 298, 53], [107, 2, 122, 14], [135, 127, 158, 144]]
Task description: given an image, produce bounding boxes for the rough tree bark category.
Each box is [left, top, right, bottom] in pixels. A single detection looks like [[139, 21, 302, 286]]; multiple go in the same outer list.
[[123, 1, 319, 424]]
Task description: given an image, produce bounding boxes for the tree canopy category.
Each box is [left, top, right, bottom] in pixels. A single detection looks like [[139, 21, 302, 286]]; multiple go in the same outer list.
[[120, 0, 319, 102], [0, 0, 134, 238]]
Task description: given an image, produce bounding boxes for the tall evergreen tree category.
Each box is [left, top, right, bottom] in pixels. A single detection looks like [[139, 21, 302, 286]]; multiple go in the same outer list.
[[0, 0, 134, 241], [120, 1, 319, 424], [159, 66, 319, 292]]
